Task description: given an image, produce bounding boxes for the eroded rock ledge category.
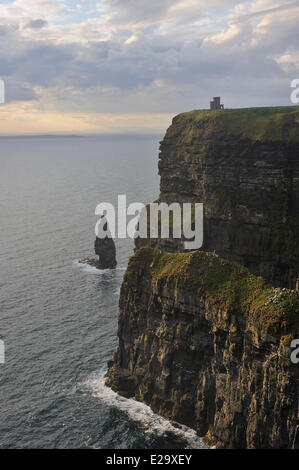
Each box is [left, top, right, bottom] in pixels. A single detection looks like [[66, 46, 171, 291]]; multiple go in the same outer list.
[[106, 247, 299, 449]]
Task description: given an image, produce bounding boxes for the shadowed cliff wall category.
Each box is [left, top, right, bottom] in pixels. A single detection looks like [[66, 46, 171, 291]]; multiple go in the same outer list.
[[136, 107, 299, 288]]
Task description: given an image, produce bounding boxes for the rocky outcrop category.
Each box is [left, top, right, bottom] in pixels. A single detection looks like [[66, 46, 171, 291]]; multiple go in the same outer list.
[[94, 236, 117, 269], [106, 247, 299, 449], [136, 106, 299, 289]]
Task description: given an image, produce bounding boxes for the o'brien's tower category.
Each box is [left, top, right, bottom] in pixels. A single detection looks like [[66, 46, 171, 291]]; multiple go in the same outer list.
[[210, 96, 224, 109]]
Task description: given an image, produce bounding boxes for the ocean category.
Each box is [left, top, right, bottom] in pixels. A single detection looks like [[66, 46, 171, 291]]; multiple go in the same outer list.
[[0, 135, 205, 449]]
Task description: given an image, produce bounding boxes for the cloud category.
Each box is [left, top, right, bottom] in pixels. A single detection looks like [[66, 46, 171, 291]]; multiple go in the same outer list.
[[231, 0, 299, 23], [9, 0, 64, 16], [0, 0, 298, 133], [24, 19, 48, 29]]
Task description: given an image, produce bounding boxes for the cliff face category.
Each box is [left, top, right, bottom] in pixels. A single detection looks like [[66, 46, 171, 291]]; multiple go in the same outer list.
[[107, 107, 299, 449], [136, 107, 299, 289], [106, 248, 299, 449]]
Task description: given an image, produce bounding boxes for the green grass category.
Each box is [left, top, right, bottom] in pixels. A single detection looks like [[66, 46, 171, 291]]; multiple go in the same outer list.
[[128, 247, 299, 334], [167, 106, 299, 144]]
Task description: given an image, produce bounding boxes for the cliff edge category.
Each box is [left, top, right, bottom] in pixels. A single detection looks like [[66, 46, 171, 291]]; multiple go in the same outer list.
[[106, 107, 299, 448]]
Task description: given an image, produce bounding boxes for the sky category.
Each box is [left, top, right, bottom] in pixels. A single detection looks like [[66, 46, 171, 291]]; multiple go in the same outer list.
[[0, 0, 298, 134]]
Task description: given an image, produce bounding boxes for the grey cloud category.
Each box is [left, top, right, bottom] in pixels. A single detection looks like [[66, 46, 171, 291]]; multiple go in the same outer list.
[[232, 0, 299, 23], [0, 24, 19, 36], [5, 79, 37, 102], [24, 19, 48, 29], [102, 0, 174, 23], [15, 43, 76, 86], [102, 0, 239, 26], [0, 0, 298, 114]]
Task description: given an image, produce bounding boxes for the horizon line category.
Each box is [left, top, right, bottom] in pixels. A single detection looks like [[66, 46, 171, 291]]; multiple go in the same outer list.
[[0, 132, 164, 138]]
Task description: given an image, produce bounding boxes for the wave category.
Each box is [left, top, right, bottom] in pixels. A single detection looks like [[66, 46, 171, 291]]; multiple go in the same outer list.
[[73, 260, 127, 275], [85, 370, 206, 449]]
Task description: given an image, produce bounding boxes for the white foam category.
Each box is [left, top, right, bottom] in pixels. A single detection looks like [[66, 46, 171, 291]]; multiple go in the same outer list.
[[73, 260, 127, 275], [84, 370, 206, 449]]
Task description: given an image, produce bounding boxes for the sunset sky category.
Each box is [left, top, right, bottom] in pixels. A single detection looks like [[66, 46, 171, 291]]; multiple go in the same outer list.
[[0, 0, 298, 134]]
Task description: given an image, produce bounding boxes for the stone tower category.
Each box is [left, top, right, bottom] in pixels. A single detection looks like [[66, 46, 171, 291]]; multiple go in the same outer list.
[[210, 97, 224, 110]]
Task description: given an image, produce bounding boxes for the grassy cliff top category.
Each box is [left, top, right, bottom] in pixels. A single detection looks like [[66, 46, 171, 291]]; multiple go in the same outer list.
[[128, 247, 299, 334], [166, 106, 299, 143]]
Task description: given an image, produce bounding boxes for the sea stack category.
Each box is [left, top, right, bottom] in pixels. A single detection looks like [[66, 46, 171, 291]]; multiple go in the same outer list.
[[94, 215, 117, 269], [94, 235, 117, 269]]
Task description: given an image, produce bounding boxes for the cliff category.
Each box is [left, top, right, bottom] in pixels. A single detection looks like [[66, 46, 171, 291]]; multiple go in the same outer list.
[[106, 247, 299, 448], [136, 106, 299, 289], [106, 106, 299, 448]]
